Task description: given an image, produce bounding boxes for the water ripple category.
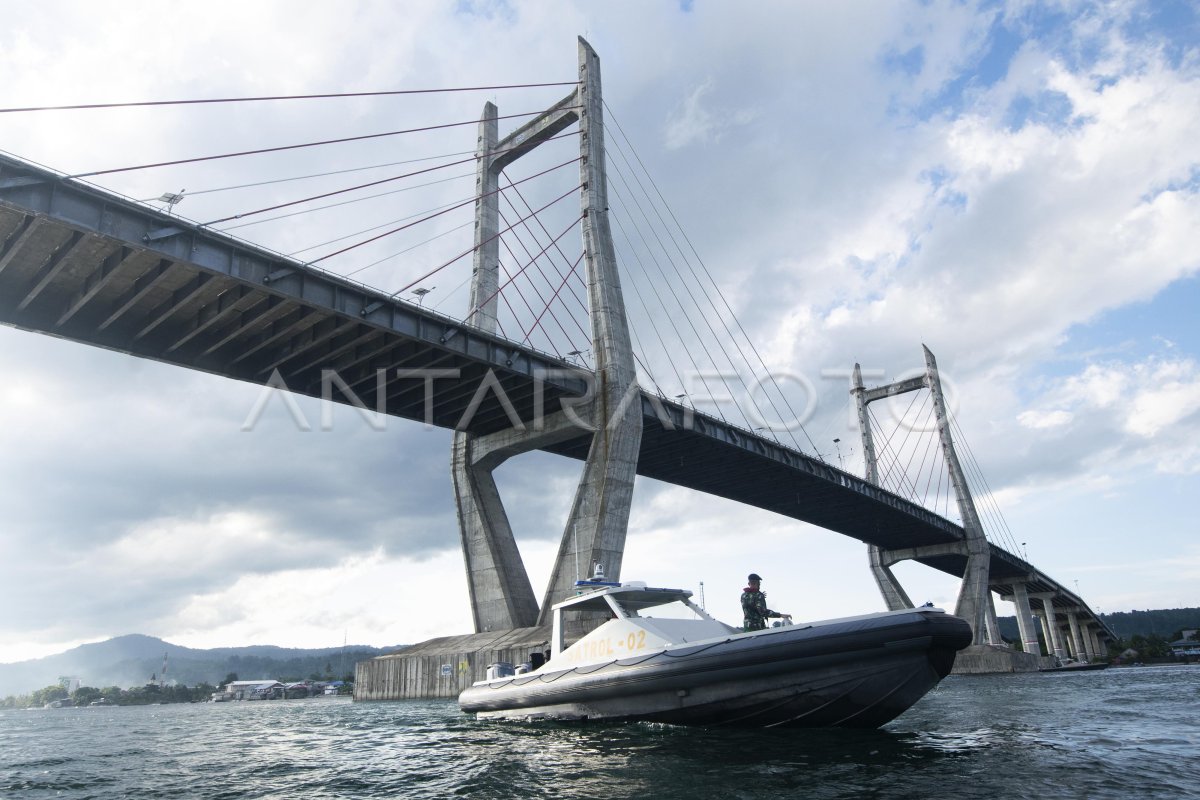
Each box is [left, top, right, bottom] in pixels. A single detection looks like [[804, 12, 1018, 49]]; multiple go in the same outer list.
[[2, 666, 1198, 799]]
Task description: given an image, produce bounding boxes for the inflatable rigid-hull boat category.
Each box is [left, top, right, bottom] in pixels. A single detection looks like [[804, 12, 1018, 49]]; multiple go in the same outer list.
[[459, 581, 972, 728]]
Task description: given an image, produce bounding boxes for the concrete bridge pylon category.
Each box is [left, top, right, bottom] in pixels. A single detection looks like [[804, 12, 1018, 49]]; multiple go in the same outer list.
[[451, 38, 642, 636], [851, 347, 1000, 648]]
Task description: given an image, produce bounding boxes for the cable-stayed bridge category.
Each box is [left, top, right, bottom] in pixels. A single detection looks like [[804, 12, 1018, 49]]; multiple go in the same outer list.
[[0, 39, 1111, 677]]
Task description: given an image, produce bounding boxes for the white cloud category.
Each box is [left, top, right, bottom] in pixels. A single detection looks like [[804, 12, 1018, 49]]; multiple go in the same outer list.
[[1018, 409, 1074, 429], [663, 79, 759, 150]]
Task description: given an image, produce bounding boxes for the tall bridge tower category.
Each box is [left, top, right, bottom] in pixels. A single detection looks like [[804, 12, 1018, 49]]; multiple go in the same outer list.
[[851, 346, 999, 647], [451, 38, 642, 636]]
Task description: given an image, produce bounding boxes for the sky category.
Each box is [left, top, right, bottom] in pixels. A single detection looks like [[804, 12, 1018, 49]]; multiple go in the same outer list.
[[1, 0, 1198, 666]]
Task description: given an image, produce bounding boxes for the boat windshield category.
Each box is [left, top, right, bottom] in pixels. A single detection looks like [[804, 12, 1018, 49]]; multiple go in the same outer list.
[[555, 584, 694, 615]]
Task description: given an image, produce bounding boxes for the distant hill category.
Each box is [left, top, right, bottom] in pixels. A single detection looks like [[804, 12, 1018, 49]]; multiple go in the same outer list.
[[997, 607, 1200, 643], [0, 634, 403, 697]]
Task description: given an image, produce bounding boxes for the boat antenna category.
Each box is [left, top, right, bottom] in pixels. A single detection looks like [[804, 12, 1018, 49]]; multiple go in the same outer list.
[[573, 522, 580, 583], [698, 581, 705, 610]]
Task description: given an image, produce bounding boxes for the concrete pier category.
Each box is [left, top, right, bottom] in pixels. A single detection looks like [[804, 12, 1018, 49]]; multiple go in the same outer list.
[[354, 626, 553, 700], [952, 644, 1043, 674]]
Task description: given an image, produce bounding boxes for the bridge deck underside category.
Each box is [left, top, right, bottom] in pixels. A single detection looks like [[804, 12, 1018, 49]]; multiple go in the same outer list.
[[0, 156, 1107, 633], [0, 200, 588, 437]]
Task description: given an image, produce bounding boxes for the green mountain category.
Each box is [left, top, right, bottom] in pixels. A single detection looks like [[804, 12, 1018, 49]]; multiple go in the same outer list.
[[0, 634, 402, 697]]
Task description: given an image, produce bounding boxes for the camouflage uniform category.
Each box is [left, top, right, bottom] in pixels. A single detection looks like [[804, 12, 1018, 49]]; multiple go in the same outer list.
[[741, 588, 781, 631]]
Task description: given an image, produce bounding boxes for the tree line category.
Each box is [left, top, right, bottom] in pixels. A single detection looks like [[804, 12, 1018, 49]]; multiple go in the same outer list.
[[998, 607, 1199, 661], [1, 663, 359, 709]]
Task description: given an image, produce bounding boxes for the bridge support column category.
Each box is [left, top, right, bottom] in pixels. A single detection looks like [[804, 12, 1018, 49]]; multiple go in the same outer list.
[[1068, 611, 1088, 661], [1036, 611, 1052, 655], [450, 40, 641, 637], [451, 101, 539, 632], [867, 545, 913, 610], [985, 591, 1003, 646], [852, 364, 914, 611], [1011, 582, 1041, 655], [452, 435, 539, 631], [1089, 625, 1105, 660], [1034, 594, 1067, 660], [922, 347, 992, 645], [851, 348, 994, 645], [537, 39, 642, 633], [453, 411, 593, 631]]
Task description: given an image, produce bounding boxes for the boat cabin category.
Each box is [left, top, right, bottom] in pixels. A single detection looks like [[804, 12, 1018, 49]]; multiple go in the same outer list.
[[550, 580, 739, 667]]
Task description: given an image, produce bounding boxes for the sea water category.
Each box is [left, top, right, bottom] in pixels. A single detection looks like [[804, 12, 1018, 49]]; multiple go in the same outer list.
[[2, 665, 1197, 799]]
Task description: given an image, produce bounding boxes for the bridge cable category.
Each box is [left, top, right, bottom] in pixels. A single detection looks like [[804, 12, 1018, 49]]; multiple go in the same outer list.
[[0, 82, 582, 114], [610, 211, 702, 412], [217, 172, 474, 232], [503, 169, 658, 379], [497, 213, 585, 355], [950, 417, 1017, 546], [916, 416, 942, 507], [203, 155, 485, 225], [875, 399, 928, 502], [502, 175, 592, 318], [497, 259, 563, 358], [400, 186, 582, 306], [950, 415, 1022, 555], [204, 135, 580, 227], [909, 401, 940, 505], [430, 269, 479, 313], [212, 132, 577, 232], [604, 163, 782, 434], [606, 181, 733, 427], [867, 405, 921, 501], [878, 392, 930, 494], [497, 221, 582, 351], [604, 143, 770, 440], [934, 446, 948, 520], [340, 220, 474, 281], [516, 250, 588, 352], [872, 388, 922, 460], [288, 191, 475, 256], [910, 405, 937, 503], [467, 211, 586, 325], [606, 166, 731, 410], [604, 110, 783, 420], [868, 407, 912, 501], [610, 212, 690, 400], [139, 150, 478, 200], [485, 223, 586, 348], [68, 108, 580, 179], [603, 103, 817, 455], [311, 160, 581, 266], [860, 385, 919, 492], [946, 415, 1009, 546], [628, 322, 667, 399], [605, 136, 793, 445], [497, 193, 591, 343]]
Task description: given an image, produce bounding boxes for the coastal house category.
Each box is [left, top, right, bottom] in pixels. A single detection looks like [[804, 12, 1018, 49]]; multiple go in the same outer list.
[[222, 680, 283, 700], [1168, 631, 1200, 658]]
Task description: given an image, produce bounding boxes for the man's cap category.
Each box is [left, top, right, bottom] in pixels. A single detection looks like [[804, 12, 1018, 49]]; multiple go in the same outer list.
[[748, 573, 762, 582]]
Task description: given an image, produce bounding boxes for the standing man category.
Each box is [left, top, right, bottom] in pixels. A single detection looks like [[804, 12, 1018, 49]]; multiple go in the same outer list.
[[741, 573, 788, 631]]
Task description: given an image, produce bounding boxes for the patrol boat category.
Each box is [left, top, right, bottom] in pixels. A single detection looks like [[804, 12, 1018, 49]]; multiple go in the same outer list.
[[458, 574, 973, 728]]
